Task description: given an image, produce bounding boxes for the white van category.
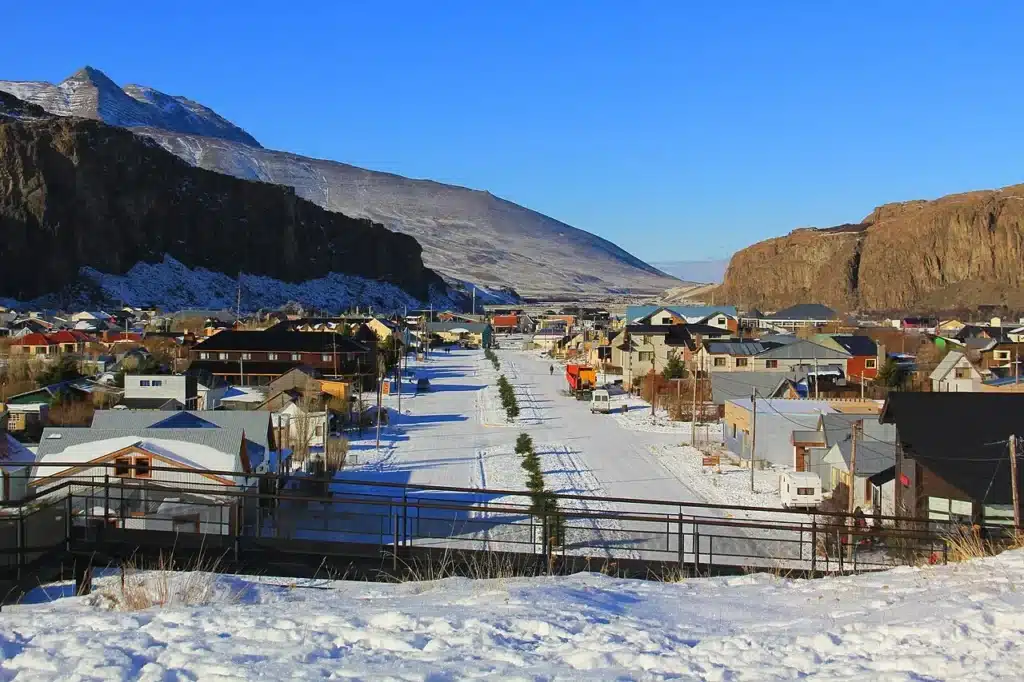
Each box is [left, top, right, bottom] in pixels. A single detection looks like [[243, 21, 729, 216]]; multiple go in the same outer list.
[[779, 471, 823, 509], [590, 389, 612, 414]]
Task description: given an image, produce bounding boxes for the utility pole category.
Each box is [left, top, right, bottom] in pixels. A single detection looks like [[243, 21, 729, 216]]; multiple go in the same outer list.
[[650, 341, 657, 417], [848, 420, 861, 514], [750, 389, 757, 491], [1011, 434, 1020, 528], [894, 428, 903, 519], [690, 371, 698, 447], [813, 349, 820, 400]]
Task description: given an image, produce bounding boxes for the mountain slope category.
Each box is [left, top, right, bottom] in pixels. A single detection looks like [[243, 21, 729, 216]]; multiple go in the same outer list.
[[0, 100, 445, 305], [0, 68, 677, 298], [715, 184, 1024, 312]]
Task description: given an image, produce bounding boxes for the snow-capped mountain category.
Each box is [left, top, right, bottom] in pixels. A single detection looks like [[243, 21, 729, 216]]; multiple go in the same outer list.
[[0, 67, 677, 298], [0, 67, 259, 147]]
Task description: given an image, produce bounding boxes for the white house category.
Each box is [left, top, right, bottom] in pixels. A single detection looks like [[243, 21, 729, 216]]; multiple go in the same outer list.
[[929, 352, 982, 392]]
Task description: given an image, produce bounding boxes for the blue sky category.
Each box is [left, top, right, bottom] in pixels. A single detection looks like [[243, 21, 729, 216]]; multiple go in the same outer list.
[[3, 2, 1024, 263]]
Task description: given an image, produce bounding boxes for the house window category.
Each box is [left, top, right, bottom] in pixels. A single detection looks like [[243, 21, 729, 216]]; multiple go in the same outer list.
[[995, 351, 1011, 361], [241, 353, 252, 361], [638, 351, 654, 362], [268, 353, 279, 361], [731, 423, 736, 438], [139, 380, 151, 387], [322, 354, 332, 362], [152, 380, 162, 387], [735, 358, 748, 368], [714, 357, 727, 367], [199, 352, 210, 360], [954, 367, 971, 379], [292, 353, 301, 361], [35, 347, 45, 355], [661, 317, 672, 325], [134, 457, 151, 478], [218, 352, 229, 360], [865, 358, 877, 369], [114, 457, 132, 477], [315, 424, 324, 437], [717, 318, 726, 325], [765, 359, 778, 369], [64, 344, 75, 352]]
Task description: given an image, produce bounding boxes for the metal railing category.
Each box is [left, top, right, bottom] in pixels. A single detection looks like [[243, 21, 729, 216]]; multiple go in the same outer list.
[[0, 461, 975, 580]]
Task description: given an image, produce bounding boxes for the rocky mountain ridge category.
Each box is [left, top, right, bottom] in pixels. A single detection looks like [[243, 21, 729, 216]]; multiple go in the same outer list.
[[715, 184, 1024, 312], [0, 101, 445, 305], [0, 68, 677, 298]]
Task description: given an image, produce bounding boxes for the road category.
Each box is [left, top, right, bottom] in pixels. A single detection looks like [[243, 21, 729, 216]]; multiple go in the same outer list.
[[337, 346, 781, 565]]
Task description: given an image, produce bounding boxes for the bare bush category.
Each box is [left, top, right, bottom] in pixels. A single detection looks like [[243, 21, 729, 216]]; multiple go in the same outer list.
[[89, 553, 235, 611]]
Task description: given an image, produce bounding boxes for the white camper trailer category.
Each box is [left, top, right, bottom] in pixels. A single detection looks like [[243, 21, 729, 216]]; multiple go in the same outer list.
[[779, 471, 823, 509]]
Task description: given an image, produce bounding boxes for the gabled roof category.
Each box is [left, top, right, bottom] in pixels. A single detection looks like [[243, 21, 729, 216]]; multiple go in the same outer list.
[[710, 371, 808, 406], [828, 335, 877, 357], [820, 414, 896, 476], [879, 393, 1024, 503], [704, 341, 767, 356], [91, 410, 271, 454], [0, 434, 36, 472], [766, 304, 838, 321], [929, 351, 976, 382], [626, 305, 738, 324], [192, 330, 369, 353], [424, 322, 492, 333], [757, 339, 849, 361]]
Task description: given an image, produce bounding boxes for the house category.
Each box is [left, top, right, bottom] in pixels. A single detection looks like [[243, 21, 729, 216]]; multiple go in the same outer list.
[[1, 430, 37, 502], [879, 393, 1024, 525], [723, 398, 836, 467], [272, 401, 330, 459], [120, 374, 199, 410], [612, 324, 696, 385], [531, 328, 568, 352], [422, 322, 493, 348], [219, 386, 271, 410], [189, 330, 371, 385], [978, 341, 1024, 375], [625, 305, 739, 332], [696, 342, 769, 372], [752, 339, 851, 375], [757, 304, 838, 331], [490, 314, 520, 334], [929, 352, 982, 392], [936, 319, 967, 335], [9, 332, 57, 356], [815, 335, 879, 382], [90, 409, 275, 472], [811, 414, 897, 513], [365, 317, 403, 344]]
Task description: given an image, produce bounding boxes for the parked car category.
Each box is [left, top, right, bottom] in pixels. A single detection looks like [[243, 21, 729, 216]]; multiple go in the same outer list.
[[416, 378, 431, 393]]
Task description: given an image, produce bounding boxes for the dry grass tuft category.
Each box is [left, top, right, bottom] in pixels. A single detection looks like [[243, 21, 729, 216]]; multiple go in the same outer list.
[[89, 552, 236, 611]]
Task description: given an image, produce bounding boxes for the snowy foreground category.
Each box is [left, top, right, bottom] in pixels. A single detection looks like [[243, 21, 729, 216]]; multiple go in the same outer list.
[[5, 552, 1024, 680]]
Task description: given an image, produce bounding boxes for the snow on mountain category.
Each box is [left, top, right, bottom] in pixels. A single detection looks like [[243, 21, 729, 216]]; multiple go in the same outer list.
[[0, 255, 466, 313], [6, 551, 1024, 679], [0, 67, 678, 298], [0, 67, 260, 147]]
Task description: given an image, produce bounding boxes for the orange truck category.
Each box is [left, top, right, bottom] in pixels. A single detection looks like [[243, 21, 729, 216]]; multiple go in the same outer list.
[[565, 364, 597, 397]]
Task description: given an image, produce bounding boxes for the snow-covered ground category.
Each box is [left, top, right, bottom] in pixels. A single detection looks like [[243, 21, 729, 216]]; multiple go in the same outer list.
[[7, 551, 1024, 679]]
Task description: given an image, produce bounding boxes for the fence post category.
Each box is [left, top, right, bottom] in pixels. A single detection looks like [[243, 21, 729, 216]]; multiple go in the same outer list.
[[16, 513, 24, 580], [233, 502, 241, 563], [665, 514, 670, 552], [402, 491, 408, 547], [810, 519, 817, 578], [65, 494, 73, 552], [392, 504, 399, 571], [102, 473, 110, 540]]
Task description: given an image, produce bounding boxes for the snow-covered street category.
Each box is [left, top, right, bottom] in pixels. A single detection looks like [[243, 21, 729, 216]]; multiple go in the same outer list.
[[6, 550, 1024, 680]]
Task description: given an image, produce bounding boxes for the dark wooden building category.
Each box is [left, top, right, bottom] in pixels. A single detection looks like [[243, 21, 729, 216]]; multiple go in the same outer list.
[[188, 331, 371, 386]]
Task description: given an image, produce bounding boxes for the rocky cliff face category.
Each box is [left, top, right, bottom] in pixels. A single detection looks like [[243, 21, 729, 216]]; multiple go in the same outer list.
[[0, 111, 445, 303], [0, 68, 677, 298], [717, 185, 1024, 312]]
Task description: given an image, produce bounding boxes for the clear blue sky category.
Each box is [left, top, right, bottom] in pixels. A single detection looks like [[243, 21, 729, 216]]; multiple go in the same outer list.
[[4, 2, 1024, 263]]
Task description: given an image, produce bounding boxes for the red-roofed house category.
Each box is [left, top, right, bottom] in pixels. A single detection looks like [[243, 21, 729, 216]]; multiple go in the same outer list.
[[491, 314, 519, 333], [48, 330, 93, 354], [102, 331, 144, 344], [10, 333, 57, 356]]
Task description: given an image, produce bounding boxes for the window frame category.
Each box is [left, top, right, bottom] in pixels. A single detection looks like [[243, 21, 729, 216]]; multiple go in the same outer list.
[[713, 357, 727, 367], [865, 358, 877, 369], [114, 457, 132, 477], [735, 357, 749, 368], [764, 359, 778, 369], [292, 353, 301, 361], [134, 456, 152, 479], [199, 352, 210, 360], [139, 380, 151, 387]]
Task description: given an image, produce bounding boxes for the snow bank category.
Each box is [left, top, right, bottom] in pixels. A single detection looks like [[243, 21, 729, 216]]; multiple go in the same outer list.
[[1, 255, 467, 313], [7, 551, 1024, 679]]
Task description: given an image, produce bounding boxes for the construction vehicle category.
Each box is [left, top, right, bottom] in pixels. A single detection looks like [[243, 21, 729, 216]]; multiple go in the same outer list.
[[565, 363, 597, 399]]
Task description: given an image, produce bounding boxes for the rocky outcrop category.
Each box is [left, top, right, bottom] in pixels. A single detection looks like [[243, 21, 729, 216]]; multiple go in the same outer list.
[[716, 185, 1024, 312], [0, 111, 445, 302]]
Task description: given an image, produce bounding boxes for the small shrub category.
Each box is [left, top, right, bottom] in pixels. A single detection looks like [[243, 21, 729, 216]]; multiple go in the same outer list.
[[514, 432, 533, 455]]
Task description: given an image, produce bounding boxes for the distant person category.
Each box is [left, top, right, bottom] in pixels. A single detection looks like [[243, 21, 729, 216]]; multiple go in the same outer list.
[[549, 365, 554, 376]]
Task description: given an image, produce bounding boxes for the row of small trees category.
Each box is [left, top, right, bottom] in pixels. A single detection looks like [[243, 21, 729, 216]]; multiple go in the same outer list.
[[497, 374, 520, 421], [514, 433, 564, 548], [484, 348, 501, 371]]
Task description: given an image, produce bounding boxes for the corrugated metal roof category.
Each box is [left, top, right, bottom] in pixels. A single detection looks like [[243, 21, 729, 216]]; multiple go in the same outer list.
[[705, 341, 766, 356], [91, 410, 270, 452], [710, 371, 807, 405], [37, 427, 245, 463], [757, 339, 850, 360], [625, 305, 738, 324], [929, 351, 968, 382]]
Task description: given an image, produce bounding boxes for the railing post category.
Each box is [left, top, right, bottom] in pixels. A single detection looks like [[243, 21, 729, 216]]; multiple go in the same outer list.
[[402, 491, 408, 547], [665, 514, 670, 552], [676, 511, 683, 566], [233, 502, 241, 563], [102, 473, 110, 540], [693, 520, 701, 575], [16, 513, 24, 580], [810, 519, 817, 578], [65, 493, 73, 552], [392, 504, 399, 571], [709, 534, 714, 567]]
